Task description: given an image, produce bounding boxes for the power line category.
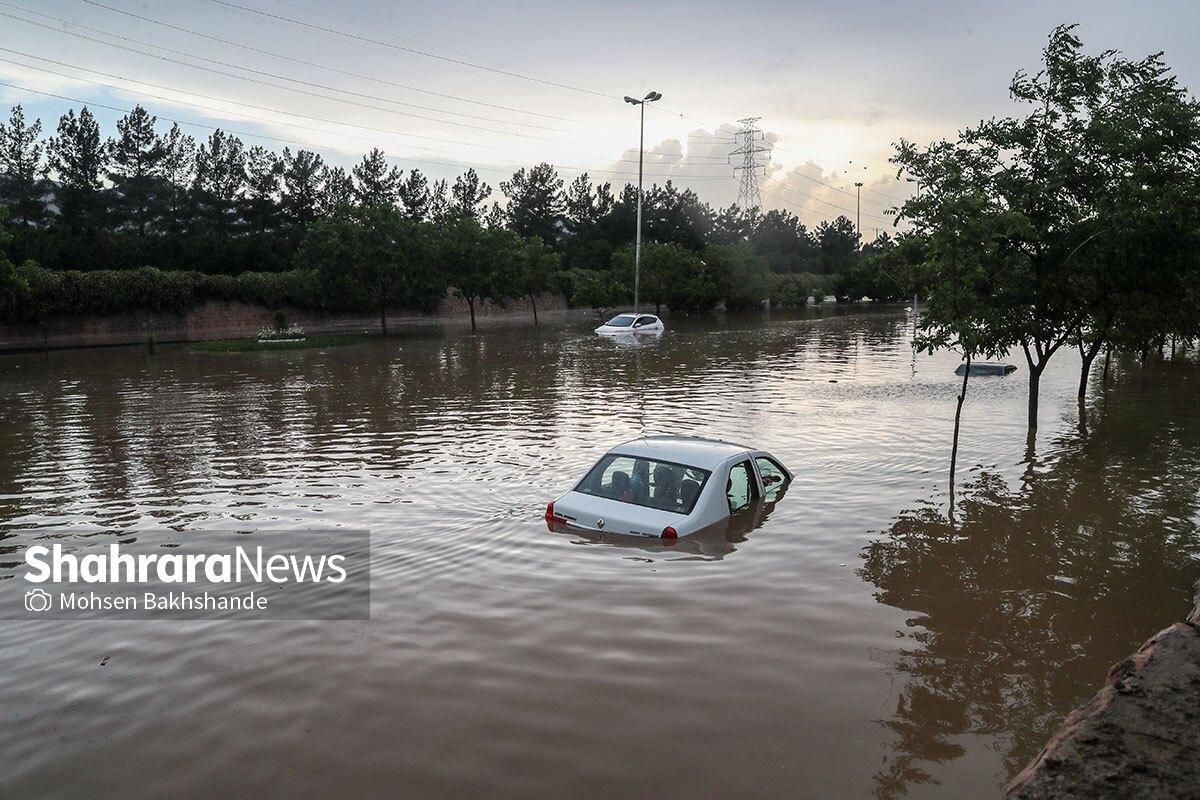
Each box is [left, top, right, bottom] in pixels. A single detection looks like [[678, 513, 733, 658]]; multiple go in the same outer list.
[[199, 0, 617, 100], [0, 1, 580, 125], [2, 52, 736, 170], [0, 80, 736, 182], [75, 0, 584, 131]]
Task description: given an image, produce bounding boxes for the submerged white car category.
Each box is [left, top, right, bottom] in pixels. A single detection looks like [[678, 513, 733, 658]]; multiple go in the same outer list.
[[594, 313, 664, 335], [545, 436, 792, 539]]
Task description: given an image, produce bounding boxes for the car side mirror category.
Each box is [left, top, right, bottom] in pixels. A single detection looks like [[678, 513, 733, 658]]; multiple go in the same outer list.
[[632, 322, 643, 328]]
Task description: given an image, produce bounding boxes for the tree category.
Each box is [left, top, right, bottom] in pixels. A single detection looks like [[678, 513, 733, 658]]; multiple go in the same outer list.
[[159, 124, 197, 232], [0, 208, 30, 318], [500, 162, 564, 243], [814, 215, 859, 275], [47, 107, 106, 231], [295, 205, 431, 335], [894, 25, 1200, 428], [450, 168, 491, 222], [193, 129, 246, 231], [704, 243, 771, 310], [437, 217, 495, 332], [907, 157, 1021, 503], [612, 241, 714, 314], [512, 237, 562, 325], [397, 168, 430, 221], [243, 146, 282, 233], [106, 105, 165, 235], [281, 149, 324, 228], [0, 105, 47, 226], [319, 166, 355, 218], [353, 148, 401, 208]]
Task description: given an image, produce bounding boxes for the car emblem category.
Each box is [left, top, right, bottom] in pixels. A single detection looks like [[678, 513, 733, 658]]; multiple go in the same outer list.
[[596, 518, 605, 530]]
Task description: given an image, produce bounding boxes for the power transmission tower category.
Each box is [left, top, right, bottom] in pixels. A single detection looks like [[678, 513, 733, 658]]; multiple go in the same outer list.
[[729, 117, 771, 210]]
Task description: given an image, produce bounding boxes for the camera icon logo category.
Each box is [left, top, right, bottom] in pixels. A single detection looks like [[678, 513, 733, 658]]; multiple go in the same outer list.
[[24, 588, 53, 613]]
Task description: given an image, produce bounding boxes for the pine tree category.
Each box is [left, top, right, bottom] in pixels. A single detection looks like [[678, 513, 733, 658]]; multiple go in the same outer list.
[[107, 105, 165, 235], [160, 123, 196, 232], [281, 148, 324, 227], [352, 148, 401, 207], [0, 105, 47, 226], [397, 168, 430, 221], [319, 166, 354, 218], [193, 129, 246, 230], [47, 107, 106, 231], [450, 168, 491, 222], [499, 162, 564, 243], [427, 179, 450, 223], [243, 145, 282, 232]]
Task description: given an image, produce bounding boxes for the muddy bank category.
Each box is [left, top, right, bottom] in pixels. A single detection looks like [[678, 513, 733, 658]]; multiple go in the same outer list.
[[0, 291, 593, 352], [1008, 580, 1200, 799]]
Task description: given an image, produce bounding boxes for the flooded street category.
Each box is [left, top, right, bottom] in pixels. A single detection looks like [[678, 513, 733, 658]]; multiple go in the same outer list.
[[1, 307, 1198, 799]]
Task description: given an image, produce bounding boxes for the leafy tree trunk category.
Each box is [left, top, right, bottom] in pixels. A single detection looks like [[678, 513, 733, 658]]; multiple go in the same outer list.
[[1103, 342, 1112, 385], [949, 354, 971, 498], [655, 301, 661, 315], [528, 292, 539, 326], [468, 296, 477, 333]]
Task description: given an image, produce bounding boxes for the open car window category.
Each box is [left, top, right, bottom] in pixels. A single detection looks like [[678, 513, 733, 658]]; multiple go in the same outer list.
[[575, 454, 710, 515], [754, 456, 789, 500]]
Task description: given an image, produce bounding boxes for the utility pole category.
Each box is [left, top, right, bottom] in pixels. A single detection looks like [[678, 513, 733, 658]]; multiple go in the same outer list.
[[730, 117, 772, 210], [624, 91, 662, 313], [854, 181, 864, 245]]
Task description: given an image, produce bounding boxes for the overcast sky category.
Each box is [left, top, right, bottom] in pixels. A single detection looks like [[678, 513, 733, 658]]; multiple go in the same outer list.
[[2, 0, 1198, 232]]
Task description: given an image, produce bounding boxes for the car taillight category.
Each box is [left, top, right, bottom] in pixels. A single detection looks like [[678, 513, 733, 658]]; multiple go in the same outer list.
[[545, 502, 566, 523], [662, 526, 678, 539]]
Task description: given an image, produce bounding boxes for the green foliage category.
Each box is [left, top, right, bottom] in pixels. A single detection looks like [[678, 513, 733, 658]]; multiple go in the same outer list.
[[568, 268, 626, 313], [611, 241, 720, 314], [769, 272, 826, 307], [703, 243, 772, 310], [3, 263, 322, 324]]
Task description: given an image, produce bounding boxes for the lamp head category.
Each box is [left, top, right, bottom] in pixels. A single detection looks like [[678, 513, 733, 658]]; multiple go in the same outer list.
[[624, 96, 640, 105], [644, 91, 662, 102]]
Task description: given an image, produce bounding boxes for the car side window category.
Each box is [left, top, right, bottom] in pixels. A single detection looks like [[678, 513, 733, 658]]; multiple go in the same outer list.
[[726, 460, 756, 512], [754, 456, 789, 500]]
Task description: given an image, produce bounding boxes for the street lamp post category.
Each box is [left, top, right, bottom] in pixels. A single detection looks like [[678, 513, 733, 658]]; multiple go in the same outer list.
[[623, 91, 662, 313], [854, 181, 863, 245]]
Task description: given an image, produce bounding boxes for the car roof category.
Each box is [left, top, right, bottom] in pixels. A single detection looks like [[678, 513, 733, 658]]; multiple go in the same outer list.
[[608, 435, 755, 470]]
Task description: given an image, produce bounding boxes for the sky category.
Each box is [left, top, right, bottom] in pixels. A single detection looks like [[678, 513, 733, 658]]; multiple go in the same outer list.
[[1, 0, 1198, 233]]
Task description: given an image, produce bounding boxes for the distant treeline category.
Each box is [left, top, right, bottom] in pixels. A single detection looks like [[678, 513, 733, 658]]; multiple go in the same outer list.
[[0, 102, 903, 328]]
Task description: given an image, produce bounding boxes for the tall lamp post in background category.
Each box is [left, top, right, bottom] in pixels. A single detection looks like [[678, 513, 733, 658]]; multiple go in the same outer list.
[[623, 90, 662, 312], [854, 181, 864, 245]]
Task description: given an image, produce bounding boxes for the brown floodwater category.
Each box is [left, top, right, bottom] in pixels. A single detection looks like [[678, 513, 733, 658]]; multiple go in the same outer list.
[[1, 307, 1198, 799]]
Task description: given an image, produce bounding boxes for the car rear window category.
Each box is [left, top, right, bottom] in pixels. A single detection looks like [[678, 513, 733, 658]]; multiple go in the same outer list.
[[603, 315, 635, 327], [575, 454, 710, 515]]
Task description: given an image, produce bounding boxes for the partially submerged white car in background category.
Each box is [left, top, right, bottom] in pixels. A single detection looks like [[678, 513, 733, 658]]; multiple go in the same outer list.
[[594, 313, 664, 335], [545, 436, 792, 539]]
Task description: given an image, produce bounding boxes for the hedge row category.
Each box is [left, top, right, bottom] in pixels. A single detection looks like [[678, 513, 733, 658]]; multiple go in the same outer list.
[[6, 264, 324, 323]]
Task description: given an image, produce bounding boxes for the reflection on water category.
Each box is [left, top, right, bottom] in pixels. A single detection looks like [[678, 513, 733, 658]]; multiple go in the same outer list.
[[861, 360, 1200, 798], [0, 307, 1197, 799]]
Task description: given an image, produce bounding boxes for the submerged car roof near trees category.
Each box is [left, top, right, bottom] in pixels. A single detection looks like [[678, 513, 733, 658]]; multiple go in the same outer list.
[[545, 436, 792, 540]]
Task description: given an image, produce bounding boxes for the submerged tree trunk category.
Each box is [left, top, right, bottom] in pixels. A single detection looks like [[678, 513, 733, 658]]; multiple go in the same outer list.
[[949, 354, 971, 504], [1103, 342, 1112, 385], [379, 303, 388, 336], [1077, 340, 1103, 402], [468, 297, 477, 333], [529, 293, 539, 327]]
